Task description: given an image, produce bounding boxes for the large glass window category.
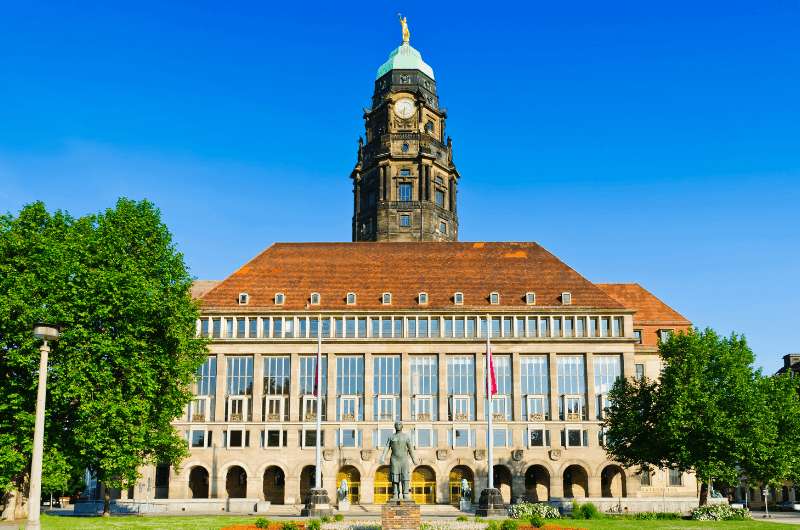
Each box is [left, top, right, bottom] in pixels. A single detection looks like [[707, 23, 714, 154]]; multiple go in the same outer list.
[[410, 356, 438, 421], [521, 356, 549, 420], [557, 355, 586, 420], [435, 189, 445, 207], [190, 356, 216, 422], [263, 356, 290, 421], [300, 356, 327, 421], [593, 355, 621, 419], [488, 355, 511, 420], [447, 355, 475, 421], [374, 356, 401, 422], [226, 356, 253, 421], [336, 356, 364, 421]]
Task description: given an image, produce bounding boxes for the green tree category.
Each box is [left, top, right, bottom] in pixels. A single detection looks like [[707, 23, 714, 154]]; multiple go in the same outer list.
[[0, 199, 207, 517], [603, 328, 756, 505], [739, 372, 800, 504]]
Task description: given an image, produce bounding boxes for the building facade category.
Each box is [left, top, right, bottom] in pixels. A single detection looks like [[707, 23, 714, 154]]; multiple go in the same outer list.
[[130, 28, 701, 512]]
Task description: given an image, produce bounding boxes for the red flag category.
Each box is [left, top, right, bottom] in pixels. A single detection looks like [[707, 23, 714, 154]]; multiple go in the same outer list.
[[487, 341, 497, 396]]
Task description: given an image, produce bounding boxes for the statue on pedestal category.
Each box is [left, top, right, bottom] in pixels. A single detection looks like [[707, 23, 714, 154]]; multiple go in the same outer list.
[[379, 421, 418, 501]]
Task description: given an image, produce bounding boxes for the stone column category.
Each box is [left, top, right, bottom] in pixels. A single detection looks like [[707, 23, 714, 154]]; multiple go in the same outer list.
[[549, 466, 564, 499], [585, 353, 596, 424], [364, 353, 374, 422], [253, 354, 265, 423], [437, 353, 448, 421], [511, 352, 522, 421], [548, 352, 558, 421], [588, 476, 600, 498], [289, 353, 300, 422], [247, 475, 262, 501], [327, 353, 337, 423], [215, 354, 227, 422], [475, 351, 485, 424]]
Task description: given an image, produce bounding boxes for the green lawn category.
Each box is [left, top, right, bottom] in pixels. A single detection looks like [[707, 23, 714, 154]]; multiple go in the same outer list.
[[35, 514, 797, 530]]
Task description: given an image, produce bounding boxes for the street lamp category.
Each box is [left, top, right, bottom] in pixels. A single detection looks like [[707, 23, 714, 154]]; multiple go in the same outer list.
[[27, 323, 60, 530]]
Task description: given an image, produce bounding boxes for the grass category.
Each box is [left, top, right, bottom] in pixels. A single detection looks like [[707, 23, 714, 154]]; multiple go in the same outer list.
[[34, 514, 793, 530]]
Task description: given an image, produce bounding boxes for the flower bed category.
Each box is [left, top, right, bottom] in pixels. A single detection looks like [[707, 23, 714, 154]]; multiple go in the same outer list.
[[690, 504, 751, 521], [508, 502, 561, 520], [221, 524, 306, 530]]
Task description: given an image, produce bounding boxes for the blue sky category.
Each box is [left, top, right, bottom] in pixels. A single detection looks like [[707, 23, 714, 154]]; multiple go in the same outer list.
[[1, 1, 798, 371]]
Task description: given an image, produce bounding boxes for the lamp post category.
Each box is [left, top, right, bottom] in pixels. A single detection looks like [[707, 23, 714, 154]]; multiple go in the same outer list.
[[27, 323, 60, 530]]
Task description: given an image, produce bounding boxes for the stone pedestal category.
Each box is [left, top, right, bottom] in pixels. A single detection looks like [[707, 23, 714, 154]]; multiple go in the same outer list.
[[381, 500, 420, 530], [459, 498, 472, 512], [475, 488, 506, 517], [301, 488, 332, 517]]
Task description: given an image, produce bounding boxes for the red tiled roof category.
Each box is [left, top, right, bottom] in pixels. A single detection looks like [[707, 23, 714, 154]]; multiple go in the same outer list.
[[199, 242, 627, 311], [191, 280, 221, 299], [596, 283, 691, 325]]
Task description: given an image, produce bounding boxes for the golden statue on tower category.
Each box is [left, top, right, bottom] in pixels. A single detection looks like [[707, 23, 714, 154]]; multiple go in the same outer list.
[[398, 13, 410, 44]]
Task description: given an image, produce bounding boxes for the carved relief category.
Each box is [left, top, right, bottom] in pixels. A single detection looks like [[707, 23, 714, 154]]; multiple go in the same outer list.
[[548, 449, 562, 461]]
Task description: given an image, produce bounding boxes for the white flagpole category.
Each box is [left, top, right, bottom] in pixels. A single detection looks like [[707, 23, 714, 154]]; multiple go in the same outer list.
[[315, 318, 322, 490], [486, 316, 494, 490]]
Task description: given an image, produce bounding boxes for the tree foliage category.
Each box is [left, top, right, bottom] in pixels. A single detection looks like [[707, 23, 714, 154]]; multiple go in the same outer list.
[[0, 199, 206, 511], [602, 328, 800, 505]]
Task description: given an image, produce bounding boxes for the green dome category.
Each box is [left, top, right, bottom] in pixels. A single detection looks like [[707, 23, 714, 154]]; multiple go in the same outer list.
[[375, 43, 435, 80]]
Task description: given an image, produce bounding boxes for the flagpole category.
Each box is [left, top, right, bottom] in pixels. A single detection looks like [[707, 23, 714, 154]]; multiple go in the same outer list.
[[315, 317, 322, 490], [486, 316, 494, 491]]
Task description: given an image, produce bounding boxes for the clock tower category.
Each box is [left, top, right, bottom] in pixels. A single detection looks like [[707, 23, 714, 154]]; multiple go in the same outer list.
[[351, 20, 460, 242]]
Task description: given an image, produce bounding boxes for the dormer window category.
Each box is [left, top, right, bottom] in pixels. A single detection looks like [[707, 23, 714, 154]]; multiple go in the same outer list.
[[525, 292, 536, 305], [346, 292, 357, 305], [382, 292, 392, 305], [453, 292, 464, 305], [238, 293, 249, 305], [310, 292, 320, 305], [275, 293, 285, 305], [561, 292, 572, 305], [418, 292, 428, 305], [489, 292, 500, 305]]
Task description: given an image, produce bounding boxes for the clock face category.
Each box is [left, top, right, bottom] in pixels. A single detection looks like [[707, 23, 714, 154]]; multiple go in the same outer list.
[[395, 98, 415, 119]]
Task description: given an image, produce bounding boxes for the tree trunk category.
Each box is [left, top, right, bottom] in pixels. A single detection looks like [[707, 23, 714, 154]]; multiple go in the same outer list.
[[1, 490, 17, 521], [699, 481, 709, 506], [102, 489, 111, 517]]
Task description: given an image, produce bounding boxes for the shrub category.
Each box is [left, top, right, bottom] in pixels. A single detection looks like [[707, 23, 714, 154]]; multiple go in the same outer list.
[[320, 516, 332, 523], [500, 519, 519, 530], [334, 514, 345, 522], [486, 521, 501, 530], [570, 501, 602, 520], [255, 518, 270, 529], [457, 515, 469, 521], [281, 523, 300, 530], [691, 504, 751, 521], [474, 517, 486, 523], [507, 502, 560, 520], [529, 514, 545, 528], [307, 520, 321, 530]]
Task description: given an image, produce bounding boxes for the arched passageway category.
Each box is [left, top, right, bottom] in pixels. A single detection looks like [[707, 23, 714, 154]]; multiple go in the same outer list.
[[449, 465, 474, 505], [263, 466, 285, 504], [601, 465, 626, 498], [411, 466, 436, 504], [563, 465, 588, 498], [493, 465, 512, 504], [524, 465, 550, 501], [300, 465, 321, 503], [189, 466, 209, 499], [337, 466, 361, 505], [374, 465, 391, 504], [226, 466, 247, 498]]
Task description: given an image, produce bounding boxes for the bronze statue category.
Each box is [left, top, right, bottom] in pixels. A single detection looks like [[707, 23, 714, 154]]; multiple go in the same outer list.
[[379, 421, 417, 501]]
